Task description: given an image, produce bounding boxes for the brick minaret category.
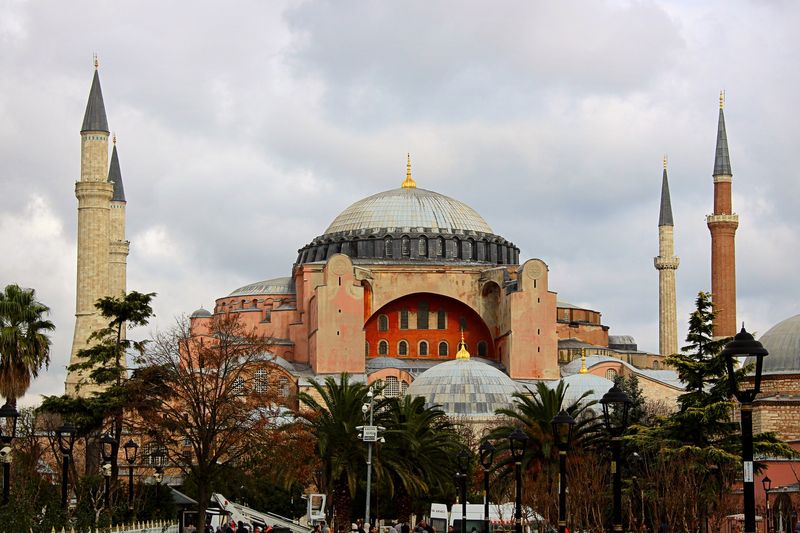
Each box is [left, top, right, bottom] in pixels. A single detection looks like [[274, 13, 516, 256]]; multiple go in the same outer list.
[[654, 157, 679, 356], [706, 93, 738, 338], [66, 62, 126, 396]]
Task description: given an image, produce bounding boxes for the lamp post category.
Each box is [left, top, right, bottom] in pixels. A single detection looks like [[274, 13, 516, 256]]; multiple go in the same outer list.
[[455, 449, 471, 533], [100, 432, 118, 508], [722, 326, 769, 533], [55, 421, 77, 509], [123, 439, 139, 511], [600, 385, 632, 533], [357, 387, 384, 529], [0, 402, 20, 505], [509, 428, 529, 533], [479, 440, 496, 533], [551, 410, 575, 533], [762, 476, 772, 533]]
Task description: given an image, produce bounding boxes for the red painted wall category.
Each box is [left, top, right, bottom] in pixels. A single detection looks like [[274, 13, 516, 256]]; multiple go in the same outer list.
[[364, 292, 495, 359]]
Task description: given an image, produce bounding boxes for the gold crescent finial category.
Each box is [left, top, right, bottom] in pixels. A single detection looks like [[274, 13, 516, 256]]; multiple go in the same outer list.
[[579, 348, 588, 374], [455, 329, 470, 359], [719, 90, 725, 110], [663, 154, 667, 170], [401, 153, 417, 188], [112, 132, 117, 145], [93, 53, 99, 70]]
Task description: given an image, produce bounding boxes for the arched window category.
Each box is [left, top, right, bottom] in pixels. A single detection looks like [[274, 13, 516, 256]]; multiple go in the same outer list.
[[385, 376, 400, 398], [652, 361, 660, 370], [398, 340, 408, 356], [378, 314, 389, 331], [418, 236, 428, 257], [254, 368, 268, 393], [232, 376, 245, 396], [365, 342, 369, 357], [437, 237, 445, 257], [384, 237, 393, 257], [459, 316, 467, 331], [400, 308, 409, 329], [605, 369, 618, 381], [463, 239, 473, 260], [438, 341, 449, 357], [378, 340, 389, 356], [437, 310, 447, 329], [400, 380, 409, 396], [279, 376, 290, 398], [401, 236, 411, 257], [477, 341, 488, 357], [419, 341, 429, 356], [142, 442, 167, 467]]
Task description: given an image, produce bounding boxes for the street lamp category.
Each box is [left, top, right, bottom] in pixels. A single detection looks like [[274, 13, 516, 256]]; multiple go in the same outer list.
[[357, 387, 384, 529], [508, 428, 529, 533], [551, 409, 575, 533], [479, 440, 496, 533], [762, 476, 772, 533], [456, 449, 471, 533], [0, 402, 20, 505], [722, 326, 769, 533], [55, 421, 77, 509], [123, 439, 139, 511], [600, 385, 632, 533], [100, 432, 118, 508]]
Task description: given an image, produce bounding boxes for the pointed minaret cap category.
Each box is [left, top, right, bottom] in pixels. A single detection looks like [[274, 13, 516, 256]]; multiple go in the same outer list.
[[401, 153, 417, 188], [81, 60, 109, 133], [108, 142, 126, 202], [713, 91, 732, 176], [659, 155, 674, 227], [455, 330, 470, 359]]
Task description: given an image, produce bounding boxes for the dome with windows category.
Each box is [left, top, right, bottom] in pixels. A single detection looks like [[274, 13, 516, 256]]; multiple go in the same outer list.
[[296, 186, 520, 266], [405, 357, 523, 418], [744, 314, 800, 375]]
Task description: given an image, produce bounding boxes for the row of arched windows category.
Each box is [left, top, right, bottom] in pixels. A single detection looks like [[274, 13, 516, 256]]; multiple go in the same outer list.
[[368, 340, 489, 358], [377, 309, 448, 331]]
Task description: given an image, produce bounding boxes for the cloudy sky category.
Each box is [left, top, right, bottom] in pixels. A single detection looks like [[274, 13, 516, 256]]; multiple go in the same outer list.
[[2, 0, 798, 405]]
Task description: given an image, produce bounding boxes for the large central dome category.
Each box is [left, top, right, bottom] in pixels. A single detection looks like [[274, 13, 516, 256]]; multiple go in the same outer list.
[[325, 187, 494, 235]]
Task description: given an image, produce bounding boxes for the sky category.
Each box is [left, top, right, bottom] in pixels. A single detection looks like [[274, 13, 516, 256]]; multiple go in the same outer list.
[[1, 0, 799, 406]]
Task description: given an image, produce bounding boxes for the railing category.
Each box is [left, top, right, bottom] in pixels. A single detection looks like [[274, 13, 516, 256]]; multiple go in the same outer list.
[[43, 521, 179, 533]]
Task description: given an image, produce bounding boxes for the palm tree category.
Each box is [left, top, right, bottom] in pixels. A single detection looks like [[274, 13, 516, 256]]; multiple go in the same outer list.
[[377, 394, 461, 521], [0, 284, 55, 406], [297, 373, 370, 524]]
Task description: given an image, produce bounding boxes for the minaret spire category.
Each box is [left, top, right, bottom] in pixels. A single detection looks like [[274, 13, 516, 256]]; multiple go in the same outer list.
[[707, 92, 738, 338], [655, 157, 679, 356], [401, 153, 417, 188], [108, 140, 126, 202], [81, 59, 109, 133]]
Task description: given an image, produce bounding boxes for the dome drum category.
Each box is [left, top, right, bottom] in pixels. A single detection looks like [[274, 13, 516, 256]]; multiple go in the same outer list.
[[296, 230, 519, 265]]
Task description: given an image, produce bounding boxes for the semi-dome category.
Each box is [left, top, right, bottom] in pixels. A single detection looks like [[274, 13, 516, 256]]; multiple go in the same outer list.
[[548, 374, 614, 406], [405, 358, 523, 418], [325, 187, 494, 235], [190, 307, 212, 318], [745, 314, 800, 375], [229, 276, 295, 297]]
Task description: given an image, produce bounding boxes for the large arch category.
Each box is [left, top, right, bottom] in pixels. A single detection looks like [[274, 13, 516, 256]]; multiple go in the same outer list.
[[364, 292, 496, 361]]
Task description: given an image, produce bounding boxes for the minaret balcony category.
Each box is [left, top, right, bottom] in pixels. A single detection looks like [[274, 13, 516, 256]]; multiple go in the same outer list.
[[654, 256, 680, 270], [706, 213, 739, 226]]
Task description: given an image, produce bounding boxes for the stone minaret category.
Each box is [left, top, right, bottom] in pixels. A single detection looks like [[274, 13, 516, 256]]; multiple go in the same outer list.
[[706, 93, 738, 338], [66, 63, 123, 396], [654, 157, 679, 356], [108, 139, 129, 299]]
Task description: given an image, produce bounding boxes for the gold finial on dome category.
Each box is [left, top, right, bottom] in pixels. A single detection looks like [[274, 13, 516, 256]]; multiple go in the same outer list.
[[455, 329, 470, 359], [401, 153, 417, 188], [93, 53, 99, 70], [579, 348, 588, 374]]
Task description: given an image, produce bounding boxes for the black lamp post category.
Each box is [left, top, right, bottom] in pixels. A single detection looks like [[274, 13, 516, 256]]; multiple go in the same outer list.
[[762, 476, 772, 533], [479, 440, 496, 533], [600, 385, 632, 533], [100, 432, 118, 508], [0, 402, 20, 505], [722, 326, 769, 533], [456, 449, 471, 533], [55, 421, 77, 509], [551, 410, 575, 533], [123, 438, 139, 511], [508, 428, 529, 533]]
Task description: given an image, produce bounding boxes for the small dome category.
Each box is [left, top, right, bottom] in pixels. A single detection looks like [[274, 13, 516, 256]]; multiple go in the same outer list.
[[229, 276, 295, 297], [367, 357, 412, 372], [405, 358, 522, 418], [547, 374, 615, 406], [325, 187, 493, 235], [190, 308, 212, 318], [745, 314, 800, 375]]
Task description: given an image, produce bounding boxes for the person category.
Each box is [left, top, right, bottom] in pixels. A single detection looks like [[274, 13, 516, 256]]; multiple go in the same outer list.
[[237, 522, 248, 533], [357, 521, 366, 533], [352, 524, 359, 532], [401, 523, 410, 533], [224, 522, 235, 533], [447, 527, 454, 533]]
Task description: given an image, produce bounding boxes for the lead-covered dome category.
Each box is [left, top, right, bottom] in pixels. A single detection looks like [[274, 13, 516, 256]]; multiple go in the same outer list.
[[745, 314, 800, 375], [405, 358, 523, 418], [325, 187, 494, 235]]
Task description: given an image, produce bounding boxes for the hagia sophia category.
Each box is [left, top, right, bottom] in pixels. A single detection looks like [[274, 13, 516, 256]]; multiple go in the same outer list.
[[64, 65, 800, 507]]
